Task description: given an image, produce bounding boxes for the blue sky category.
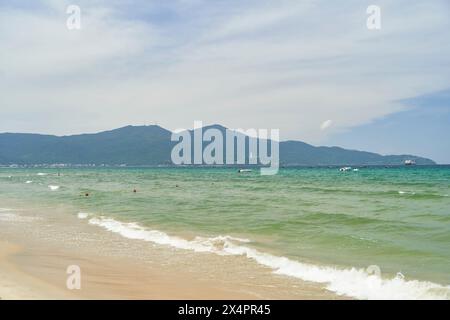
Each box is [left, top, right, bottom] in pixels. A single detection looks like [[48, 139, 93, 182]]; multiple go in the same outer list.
[[0, 0, 449, 162], [325, 89, 450, 163]]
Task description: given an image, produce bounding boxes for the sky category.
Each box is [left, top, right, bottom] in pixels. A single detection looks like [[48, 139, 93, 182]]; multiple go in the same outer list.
[[0, 0, 449, 162]]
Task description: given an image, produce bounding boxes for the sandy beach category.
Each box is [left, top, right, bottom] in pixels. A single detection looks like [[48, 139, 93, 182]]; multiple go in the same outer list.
[[0, 205, 340, 300], [0, 240, 255, 300], [0, 241, 72, 300]]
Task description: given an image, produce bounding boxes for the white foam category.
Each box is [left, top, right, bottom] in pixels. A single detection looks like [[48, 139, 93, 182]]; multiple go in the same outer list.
[[88, 217, 243, 254], [0, 212, 19, 222], [37, 173, 47, 176], [398, 191, 416, 195], [86, 216, 450, 300], [0, 209, 39, 222], [77, 212, 90, 219], [25, 180, 33, 184], [48, 185, 60, 191]]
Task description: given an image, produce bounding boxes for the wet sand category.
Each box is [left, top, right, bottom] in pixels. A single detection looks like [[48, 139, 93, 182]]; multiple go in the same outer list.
[[0, 206, 343, 300]]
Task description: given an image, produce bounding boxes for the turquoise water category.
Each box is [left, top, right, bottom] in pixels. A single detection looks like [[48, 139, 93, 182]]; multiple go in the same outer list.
[[1, 166, 449, 298]]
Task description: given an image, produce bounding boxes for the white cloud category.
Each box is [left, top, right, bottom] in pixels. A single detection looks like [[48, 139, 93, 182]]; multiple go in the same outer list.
[[320, 120, 333, 131], [0, 0, 449, 143]]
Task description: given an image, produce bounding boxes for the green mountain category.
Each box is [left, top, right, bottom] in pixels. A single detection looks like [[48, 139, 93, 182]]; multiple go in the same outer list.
[[0, 125, 435, 166]]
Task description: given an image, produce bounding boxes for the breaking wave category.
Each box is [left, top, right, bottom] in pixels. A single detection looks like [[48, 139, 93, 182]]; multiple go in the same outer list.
[[85, 215, 450, 300]]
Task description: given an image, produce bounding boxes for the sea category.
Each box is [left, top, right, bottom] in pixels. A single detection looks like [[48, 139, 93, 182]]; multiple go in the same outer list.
[[1, 165, 449, 299]]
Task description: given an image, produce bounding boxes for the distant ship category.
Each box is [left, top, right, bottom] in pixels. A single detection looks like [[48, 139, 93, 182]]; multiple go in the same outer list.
[[404, 160, 416, 166]]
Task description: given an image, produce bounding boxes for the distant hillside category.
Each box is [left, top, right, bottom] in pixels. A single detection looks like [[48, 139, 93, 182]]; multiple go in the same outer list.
[[0, 125, 435, 166]]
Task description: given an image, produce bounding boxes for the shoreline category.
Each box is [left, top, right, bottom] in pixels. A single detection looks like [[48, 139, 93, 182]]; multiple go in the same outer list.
[[1, 197, 449, 300], [0, 206, 340, 300]]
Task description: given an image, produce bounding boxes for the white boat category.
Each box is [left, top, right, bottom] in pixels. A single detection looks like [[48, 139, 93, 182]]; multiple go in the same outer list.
[[404, 160, 416, 166], [238, 169, 252, 173], [339, 167, 352, 172]]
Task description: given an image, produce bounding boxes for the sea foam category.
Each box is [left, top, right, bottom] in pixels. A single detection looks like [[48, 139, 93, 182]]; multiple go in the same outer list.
[[85, 215, 450, 300], [0, 208, 39, 222], [77, 212, 90, 219], [48, 185, 60, 191], [0, 212, 19, 222], [398, 191, 416, 195]]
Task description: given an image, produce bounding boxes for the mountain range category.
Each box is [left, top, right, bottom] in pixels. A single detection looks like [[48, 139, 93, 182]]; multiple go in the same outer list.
[[0, 125, 435, 166]]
